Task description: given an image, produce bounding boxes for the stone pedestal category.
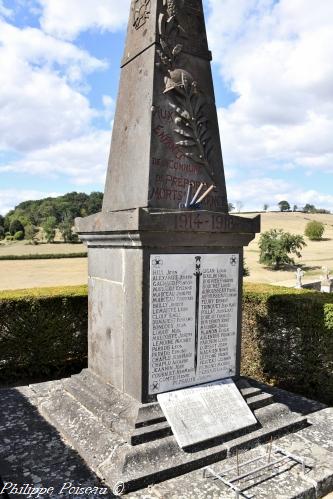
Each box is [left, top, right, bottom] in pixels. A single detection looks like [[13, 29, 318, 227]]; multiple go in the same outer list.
[[76, 208, 260, 403]]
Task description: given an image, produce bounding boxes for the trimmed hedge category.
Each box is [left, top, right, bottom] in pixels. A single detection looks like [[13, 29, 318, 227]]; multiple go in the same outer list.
[[0, 252, 87, 261], [0, 286, 88, 383], [0, 283, 332, 404], [242, 284, 333, 405]]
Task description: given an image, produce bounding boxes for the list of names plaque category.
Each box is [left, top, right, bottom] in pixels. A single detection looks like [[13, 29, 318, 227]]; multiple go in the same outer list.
[[149, 254, 239, 394]]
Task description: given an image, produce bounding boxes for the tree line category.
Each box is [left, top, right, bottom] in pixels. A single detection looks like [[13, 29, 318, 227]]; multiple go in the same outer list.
[[277, 201, 330, 213], [0, 192, 103, 243]]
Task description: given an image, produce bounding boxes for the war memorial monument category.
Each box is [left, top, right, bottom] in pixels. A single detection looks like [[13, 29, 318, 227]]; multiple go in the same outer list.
[[18, 1, 333, 496]]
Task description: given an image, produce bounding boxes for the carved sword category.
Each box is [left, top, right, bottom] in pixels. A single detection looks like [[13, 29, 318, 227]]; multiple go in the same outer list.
[[194, 256, 202, 374]]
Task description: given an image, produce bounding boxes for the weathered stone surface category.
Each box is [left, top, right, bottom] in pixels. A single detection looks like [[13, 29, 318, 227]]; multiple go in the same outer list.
[[88, 277, 124, 390], [88, 247, 123, 283], [76, 208, 260, 236], [103, 1, 227, 212], [157, 380, 257, 448]]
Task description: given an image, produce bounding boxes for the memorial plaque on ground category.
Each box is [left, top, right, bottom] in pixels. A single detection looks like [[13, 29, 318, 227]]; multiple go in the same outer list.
[[149, 253, 240, 395], [157, 379, 257, 448]]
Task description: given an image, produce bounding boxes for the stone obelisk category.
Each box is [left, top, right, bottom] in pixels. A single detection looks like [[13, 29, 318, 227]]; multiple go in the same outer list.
[[76, 0, 260, 403], [39, 2, 311, 493], [103, 0, 228, 212]]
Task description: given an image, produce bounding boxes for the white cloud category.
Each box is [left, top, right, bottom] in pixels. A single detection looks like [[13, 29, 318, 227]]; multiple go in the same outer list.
[[228, 177, 333, 211], [37, 0, 131, 40], [0, 189, 60, 215], [0, 19, 107, 153], [0, 0, 12, 18], [102, 95, 115, 124], [0, 130, 111, 186], [208, 0, 333, 176]]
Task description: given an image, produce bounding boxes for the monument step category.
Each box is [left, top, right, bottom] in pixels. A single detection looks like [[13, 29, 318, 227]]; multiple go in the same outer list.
[[62, 374, 138, 437], [239, 386, 262, 399], [254, 401, 295, 427], [135, 403, 166, 428], [70, 369, 133, 408], [131, 421, 172, 446], [247, 392, 275, 410], [37, 377, 309, 494], [39, 389, 122, 474], [100, 414, 308, 493]]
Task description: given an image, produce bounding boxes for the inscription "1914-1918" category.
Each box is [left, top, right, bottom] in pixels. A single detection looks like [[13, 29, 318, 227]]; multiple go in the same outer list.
[[174, 212, 237, 232]]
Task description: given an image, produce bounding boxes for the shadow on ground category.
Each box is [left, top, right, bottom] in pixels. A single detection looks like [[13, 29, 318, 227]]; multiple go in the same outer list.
[[0, 387, 116, 498]]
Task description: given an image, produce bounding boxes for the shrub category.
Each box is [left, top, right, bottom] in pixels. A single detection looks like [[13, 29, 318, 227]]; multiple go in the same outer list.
[[0, 252, 87, 261], [242, 283, 333, 405], [259, 229, 306, 269], [0, 286, 88, 383], [13, 230, 24, 240], [1, 284, 332, 405], [305, 220, 325, 241]]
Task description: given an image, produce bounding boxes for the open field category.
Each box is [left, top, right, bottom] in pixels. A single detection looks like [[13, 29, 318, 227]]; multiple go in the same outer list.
[[0, 240, 87, 257], [243, 212, 333, 286], [0, 258, 87, 290], [0, 212, 332, 290]]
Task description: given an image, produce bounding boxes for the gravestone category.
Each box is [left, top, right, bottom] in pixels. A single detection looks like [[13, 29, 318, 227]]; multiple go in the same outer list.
[[295, 267, 304, 289], [39, 0, 312, 493], [321, 267, 333, 293]]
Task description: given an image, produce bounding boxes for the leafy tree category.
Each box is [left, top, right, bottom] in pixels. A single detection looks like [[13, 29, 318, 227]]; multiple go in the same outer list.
[[0, 214, 4, 240], [87, 192, 103, 214], [278, 200, 290, 212], [305, 221, 325, 241], [293, 205, 298, 212], [25, 224, 38, 242], [9, 219, 24, 236], [263, 204, 269, 211], [228, 203, 235, 212], [42, 216, 57, 243], [59, 218, 78, 243], [259, 229, 306, 270], [303, 204, 316, 213]]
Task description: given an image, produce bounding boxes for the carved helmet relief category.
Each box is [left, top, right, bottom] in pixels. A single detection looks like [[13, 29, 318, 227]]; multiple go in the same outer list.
[[133, 0, 151, 30]]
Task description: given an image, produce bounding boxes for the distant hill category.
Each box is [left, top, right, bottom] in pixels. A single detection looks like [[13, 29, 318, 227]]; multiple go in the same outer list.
[[0, 192, 103, 241], [3, 191, 103, 225]]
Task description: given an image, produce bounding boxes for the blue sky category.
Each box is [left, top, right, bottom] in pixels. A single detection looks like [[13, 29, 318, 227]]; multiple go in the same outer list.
[[0, 0, 333, 214]]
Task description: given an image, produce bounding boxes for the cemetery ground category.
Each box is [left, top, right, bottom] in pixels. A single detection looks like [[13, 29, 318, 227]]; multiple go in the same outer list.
[[0, 212, 332, 290]]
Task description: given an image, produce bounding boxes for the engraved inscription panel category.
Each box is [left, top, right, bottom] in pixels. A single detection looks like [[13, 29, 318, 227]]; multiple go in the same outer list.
[[158, 380, 257, 448], [149, 254, 239, 395]]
